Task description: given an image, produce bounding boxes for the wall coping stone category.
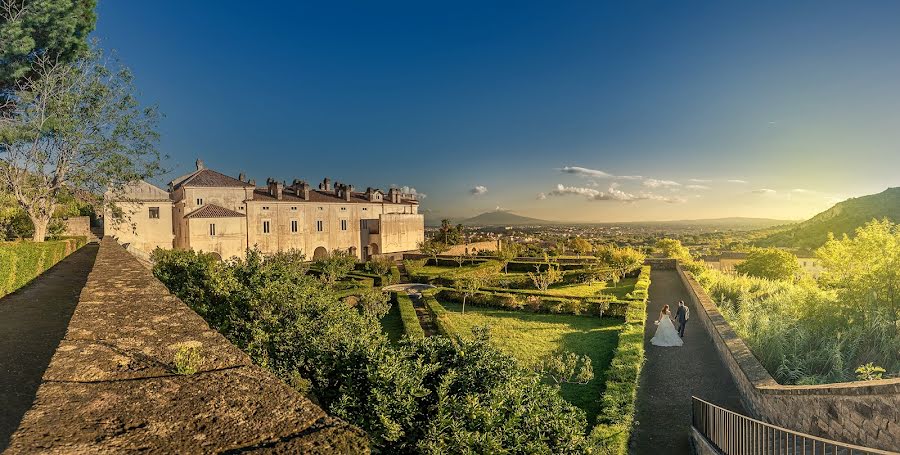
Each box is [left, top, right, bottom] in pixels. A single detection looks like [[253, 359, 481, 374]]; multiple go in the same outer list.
[[5, 237, 369, 454]]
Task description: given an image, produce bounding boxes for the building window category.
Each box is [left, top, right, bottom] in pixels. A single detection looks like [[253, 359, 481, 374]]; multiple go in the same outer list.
[[291, 206, 297, 211], [209, 224, 216, 236], [318, 207, 323, 211], [316, 220, 324, 232], [196, 198, 203, 206], [341, 207, 347, 211], [291, 220, 298, 233], [262, 206, 269, 210], [263, 220, 270, 234], [341, 219, 348, 231], [149, 207, 160, 219], [362, 208, 367, 211]]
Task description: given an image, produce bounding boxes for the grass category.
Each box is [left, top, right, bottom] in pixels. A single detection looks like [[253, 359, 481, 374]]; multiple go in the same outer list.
[[438, 300, 624, 425], [543, 277, 637, 299], [380, 300, 405, 344]]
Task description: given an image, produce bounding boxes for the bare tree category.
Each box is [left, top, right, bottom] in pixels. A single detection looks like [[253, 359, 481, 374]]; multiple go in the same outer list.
[[0, 45, 161, 241]]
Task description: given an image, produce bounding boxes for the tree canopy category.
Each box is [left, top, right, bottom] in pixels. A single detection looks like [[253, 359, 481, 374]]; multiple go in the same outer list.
[[1, 0, 96, 96], [734, 248, 800, 281]]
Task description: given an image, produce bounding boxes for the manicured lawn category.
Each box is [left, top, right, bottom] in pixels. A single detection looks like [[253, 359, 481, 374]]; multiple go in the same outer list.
[[439, 301, 624, 425], [380, 300, 405, 344], [542, 277, 638, 299]]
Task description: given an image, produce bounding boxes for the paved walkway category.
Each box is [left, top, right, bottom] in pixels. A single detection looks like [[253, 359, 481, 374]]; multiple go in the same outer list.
[[630, 269, 745, 454], [0, 243, 99, 451]]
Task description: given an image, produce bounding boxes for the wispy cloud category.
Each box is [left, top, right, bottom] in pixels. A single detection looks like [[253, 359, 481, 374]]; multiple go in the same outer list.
[[643, 178, 681, 188], [685, 184, 711, 190], [470, 185, 488, 196], [688, 178, 712, 183], [536, 192, 547, 200], [560, 166, 642, 180], [752, 188, 777, 195], [728, 179, 749, 184], [548, 184, 685, 204]]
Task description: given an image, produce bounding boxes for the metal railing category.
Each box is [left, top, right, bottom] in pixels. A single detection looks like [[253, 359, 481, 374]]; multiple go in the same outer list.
[[691, 396, 898, 455]]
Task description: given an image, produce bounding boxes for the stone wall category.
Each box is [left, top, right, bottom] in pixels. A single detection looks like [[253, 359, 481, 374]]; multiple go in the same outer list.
[[444, 240, 500, 256], [5, 238, 368, 454], [644, 257, 677, 270], [676, 265, 900, 452], [62, 216, 91, 238]]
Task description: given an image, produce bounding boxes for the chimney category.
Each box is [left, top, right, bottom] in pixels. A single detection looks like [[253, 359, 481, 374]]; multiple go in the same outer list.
[[238, 172, 245, 182], [195, 159, 204, 170], [266, 179, 283, 200], [249, 179, 256, 186], [344, 184, 353, 201], [333, 181, 341, 196], [300, 182, 310, 200], [323, 178, 331, 191], [388, 187, 400, 203]]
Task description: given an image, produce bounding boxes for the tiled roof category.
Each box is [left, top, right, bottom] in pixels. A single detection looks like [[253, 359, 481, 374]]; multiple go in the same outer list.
[[185, 204, 246, 219], [251, 189, 417, 205], [172, 169, 254, 189]]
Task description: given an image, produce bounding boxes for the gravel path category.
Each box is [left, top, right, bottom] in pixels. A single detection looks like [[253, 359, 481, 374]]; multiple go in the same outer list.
[[630, 268, 745, 454], [0, 244, 99, 451]]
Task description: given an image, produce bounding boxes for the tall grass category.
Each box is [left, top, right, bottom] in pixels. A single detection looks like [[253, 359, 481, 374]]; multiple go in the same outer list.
[[698, 270, 900, 384]]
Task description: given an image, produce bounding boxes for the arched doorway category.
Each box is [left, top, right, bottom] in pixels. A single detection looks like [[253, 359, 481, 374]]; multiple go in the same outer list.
[[313, 246, 328, 260], [368, 243, 379, 256]]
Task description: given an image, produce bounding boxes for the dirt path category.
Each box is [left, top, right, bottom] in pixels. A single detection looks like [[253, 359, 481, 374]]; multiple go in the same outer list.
[[409, 292, 438, 337], [0, 243, 99, 451], [630, 268, 745, 454]]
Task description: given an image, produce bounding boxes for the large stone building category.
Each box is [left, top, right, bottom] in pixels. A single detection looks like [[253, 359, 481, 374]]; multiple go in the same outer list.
[[105, 160, 424, 260], [701, 251, 824, 278]]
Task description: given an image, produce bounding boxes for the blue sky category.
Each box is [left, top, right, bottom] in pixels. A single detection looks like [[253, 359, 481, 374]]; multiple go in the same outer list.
[[95, 1, 900, 222]]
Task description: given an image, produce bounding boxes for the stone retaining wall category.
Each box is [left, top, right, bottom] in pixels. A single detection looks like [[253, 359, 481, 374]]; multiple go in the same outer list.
[[676, 265, 900, 452], [5, 238, 368, 454]]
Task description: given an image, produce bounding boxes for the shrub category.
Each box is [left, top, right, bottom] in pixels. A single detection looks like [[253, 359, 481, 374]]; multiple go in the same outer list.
[[590, 265, 650, 453], [0, 239, 86, 297], [173, 345, 203, 375], [395, 292, 425, 339]]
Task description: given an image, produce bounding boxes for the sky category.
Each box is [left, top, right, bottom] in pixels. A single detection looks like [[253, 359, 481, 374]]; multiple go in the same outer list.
[[94, 1, 900, 222]]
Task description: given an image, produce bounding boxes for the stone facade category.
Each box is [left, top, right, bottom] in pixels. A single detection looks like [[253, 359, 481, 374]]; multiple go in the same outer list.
[[104, 180, 175, 253], [4, 238, 368, 453], [677, 265, 900, 452], [61, 216, 91, 238], [106, 160, 425, 261]]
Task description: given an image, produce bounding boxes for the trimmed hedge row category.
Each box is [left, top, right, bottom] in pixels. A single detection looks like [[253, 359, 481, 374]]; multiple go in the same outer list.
[[393, 292, 425, 340], [590, 265, 651, 453], [434, 287, 629, 318], [0, 237, 88, 297], [421, 291, 458, 339]]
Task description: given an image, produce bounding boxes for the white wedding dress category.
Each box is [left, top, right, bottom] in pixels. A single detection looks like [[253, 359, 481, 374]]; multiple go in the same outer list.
[[651, 312, 684, 347]]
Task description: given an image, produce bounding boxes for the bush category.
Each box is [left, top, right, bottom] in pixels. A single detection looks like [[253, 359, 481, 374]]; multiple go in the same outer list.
[[590, 265, 650, 453], [0, 238, 87, 297], [394, 292, 425, 339]]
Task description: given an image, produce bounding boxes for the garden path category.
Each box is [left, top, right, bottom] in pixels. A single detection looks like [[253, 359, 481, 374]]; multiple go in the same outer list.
[[630, 268, 745, 454], [0, 243, 99, 451]]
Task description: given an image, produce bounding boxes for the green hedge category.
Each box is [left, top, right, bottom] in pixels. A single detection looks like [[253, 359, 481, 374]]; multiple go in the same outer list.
[[590, 265, 650, 453], [389, 266, 401, 285], [0, 237, 87, 297], [393, 292, 425, 339], [421, 291, 458, 339], [434, 287, 623, 318]]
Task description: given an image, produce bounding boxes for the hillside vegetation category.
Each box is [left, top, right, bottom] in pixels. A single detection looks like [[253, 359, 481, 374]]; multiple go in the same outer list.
[[759, 187, 900, 249]]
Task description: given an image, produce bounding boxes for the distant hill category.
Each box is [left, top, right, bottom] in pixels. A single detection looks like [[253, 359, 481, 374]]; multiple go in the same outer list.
[[459, 211, 554, 226], [629, 217, 794, 230], [759, 187, 900, 249]]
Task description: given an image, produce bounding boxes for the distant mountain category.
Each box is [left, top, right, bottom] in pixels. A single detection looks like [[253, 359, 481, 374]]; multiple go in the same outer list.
[[459, 211, 554, 226], [759, 187, 900, 249], [628, 217, 794, 229]]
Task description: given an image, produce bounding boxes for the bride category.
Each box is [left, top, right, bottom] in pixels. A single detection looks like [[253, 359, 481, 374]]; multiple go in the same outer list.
[[651, 304, 683, 347]]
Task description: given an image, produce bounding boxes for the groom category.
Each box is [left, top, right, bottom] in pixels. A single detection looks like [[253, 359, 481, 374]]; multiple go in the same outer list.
[[675, 301, 688, 338]]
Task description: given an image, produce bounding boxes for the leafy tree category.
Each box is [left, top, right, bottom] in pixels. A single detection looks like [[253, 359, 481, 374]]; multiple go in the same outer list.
[[0, 0, 96, 97], [365, 255, 394, 277], [655, 238, 692, 261], [528, 254, 562, 292], [734, 248, 800, 280], [536, 352, 594, 386], [0, 45, 162, 241], [496, 241, 521, 274], [452, 253, 467, 268], [570, 237, 593, 257], [596, 244, 646, 278], [358, 286, 391, 319], [817, 219, 900, 323], [418, 238, 449, 263], [453, 268, 494, 313], [316, 249, 357, 285]]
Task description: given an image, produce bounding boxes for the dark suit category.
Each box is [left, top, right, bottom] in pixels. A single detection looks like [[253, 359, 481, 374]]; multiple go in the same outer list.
[[675, 305, 687, 337]]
